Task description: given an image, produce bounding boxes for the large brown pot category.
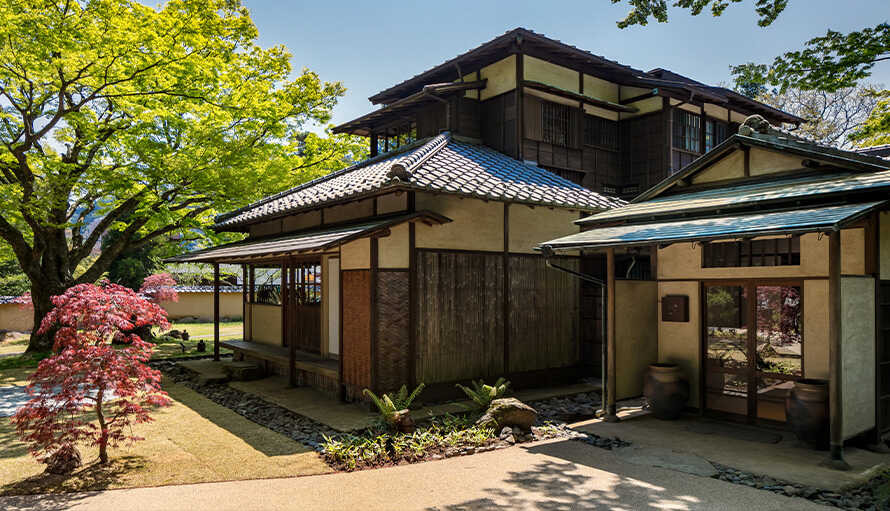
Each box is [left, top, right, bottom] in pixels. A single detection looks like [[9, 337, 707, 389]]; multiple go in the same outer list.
[[643, 363, 689, 420], [785, 378, 829, 450]]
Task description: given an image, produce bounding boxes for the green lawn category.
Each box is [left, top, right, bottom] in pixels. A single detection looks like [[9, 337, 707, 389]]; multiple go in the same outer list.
[[0, 331, 30, 356]]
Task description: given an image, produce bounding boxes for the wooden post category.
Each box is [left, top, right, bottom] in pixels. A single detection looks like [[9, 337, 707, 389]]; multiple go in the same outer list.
[[284, 262, 296, 387], [213, 263, 220, 362], [241, 264, 248, 341], [828, 231, 850, 469], [605, 247, 619, 422]]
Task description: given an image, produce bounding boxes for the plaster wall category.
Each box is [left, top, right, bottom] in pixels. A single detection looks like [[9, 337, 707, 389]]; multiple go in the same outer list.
[[583, 74, 619, 102], [325, 198, 375, 225], [282, 210, 322, 233], [508, 205, 580, 254], [341, 237, 371, 270], [160, 292, 242, 321], [803, 279, 830, 379], [730, 111, 749, 124], [479, 55, 516, 101], [749, 148, 805, 176], [621, 96, 662, 119], [840, 276, 876, 439], [0, 303, 33, 332], [657, 280, 701, 407], [615, 280, 658, 399], [250, 303, 282, 346], [704, 104, 729, 121], [377, 192, 408, 215], [378, 222, 410, 269], [691, 150, 745, 184], [524, 56, 578, 92], [415, 193, 504, 252]]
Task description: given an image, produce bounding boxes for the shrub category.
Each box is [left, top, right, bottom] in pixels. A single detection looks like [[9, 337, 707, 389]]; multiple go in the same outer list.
[[363, 383, 425, 425], [456, 377, 510, 410]]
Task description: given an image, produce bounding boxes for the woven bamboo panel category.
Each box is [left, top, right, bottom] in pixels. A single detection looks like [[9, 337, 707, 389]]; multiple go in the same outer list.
[[375, 271, 410, 392], [508, 256, 581, 372], [414, 251, 504, 383], [342, 270, 371, 389]]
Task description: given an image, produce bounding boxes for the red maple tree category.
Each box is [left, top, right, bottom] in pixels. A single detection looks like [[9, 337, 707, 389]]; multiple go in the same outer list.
[[12, 282, 173, 465], [139, 273, 179, 304]]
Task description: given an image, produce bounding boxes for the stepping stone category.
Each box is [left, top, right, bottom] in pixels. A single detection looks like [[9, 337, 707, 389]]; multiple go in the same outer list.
[[614, 446, 719, 478], [223, 361, 263, 381]]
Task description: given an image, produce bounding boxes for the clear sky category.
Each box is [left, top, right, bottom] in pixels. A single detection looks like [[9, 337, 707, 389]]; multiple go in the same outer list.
[[239, 0, 889, 128]]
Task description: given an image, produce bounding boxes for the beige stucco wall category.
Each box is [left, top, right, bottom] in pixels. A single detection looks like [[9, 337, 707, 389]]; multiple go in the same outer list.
[[691, 150, 745, 184], [880, 212, 890, 279], [160, 293, 242, 321], [615, 280, 658, 400], [657, 281, 701, 407], [282, 210, 322, 233], [583, 74, 619, 102], [341, 237, 371, 270], [803, 279, 830, 379], [0, 303, 33, 332], [377, 192, 408, 215], [250, 303, 282, 346], [621, 96, 662, 119], [841, 276, 876, 439], [524, 55, 578, 92], [378, 222, 410, 269], [325, 198, 375, 225], [749, 147, 804, 176], [415, 193, 504, 252], [480, 55, 516, 101], [730, 111, 749, 124], [704, 103, 729, 121], [658, 230, 867, 280], [509, 205, 580, 254]]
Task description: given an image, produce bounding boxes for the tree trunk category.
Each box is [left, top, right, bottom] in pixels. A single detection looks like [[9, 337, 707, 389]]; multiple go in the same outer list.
[[96, 390, 109, 464], [27, 286, 58, 353]]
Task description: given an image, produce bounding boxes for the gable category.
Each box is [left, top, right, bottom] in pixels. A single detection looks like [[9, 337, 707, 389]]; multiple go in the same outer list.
[[690, 146, 809, 186]]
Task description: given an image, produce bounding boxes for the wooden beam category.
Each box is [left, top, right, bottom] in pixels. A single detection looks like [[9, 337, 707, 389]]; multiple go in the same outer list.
[[213, 263, 221, 362], [620, 89, 658, 105], [242, 264, 248, 343], [522, 80, 638, 113], [605, 247, 619, 422], [828, 231, 849, 469], [515, 49, 524, 161], [503, 203, 511, 375]]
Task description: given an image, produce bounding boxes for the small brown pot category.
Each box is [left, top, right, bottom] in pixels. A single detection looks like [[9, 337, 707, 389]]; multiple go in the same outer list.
[[643, 363, 689, 420], [785, 379, 829, 450]]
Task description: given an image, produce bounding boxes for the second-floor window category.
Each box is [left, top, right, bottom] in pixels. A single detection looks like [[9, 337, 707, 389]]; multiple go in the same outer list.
[[543, 101, 570, 146], [583, 115, 619, 150], [702, 237, 801, 268], [705, 119, 728, 152], [674, 110, 701, 153]]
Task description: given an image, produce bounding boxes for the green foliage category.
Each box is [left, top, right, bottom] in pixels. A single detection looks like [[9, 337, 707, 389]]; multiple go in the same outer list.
[[363, 383, 425, 423], [0, 0, 367, 352], [321, 414, 495, 470], [455, 378, 510, 410], [610, 1, 787, 29]]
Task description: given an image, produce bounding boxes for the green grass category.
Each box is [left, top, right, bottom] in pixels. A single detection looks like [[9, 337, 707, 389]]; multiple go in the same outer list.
[[0, 331, 30, 356]]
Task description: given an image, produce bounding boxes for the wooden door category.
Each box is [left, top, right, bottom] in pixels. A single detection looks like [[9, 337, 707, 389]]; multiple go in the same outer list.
[[293, 261, 322, 353]]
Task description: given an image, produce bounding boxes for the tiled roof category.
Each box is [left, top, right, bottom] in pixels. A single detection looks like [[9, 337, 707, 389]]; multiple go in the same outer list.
[[214, 133, 624, 230], [173, 285, 242, 293], [0, 296, 26, 305]]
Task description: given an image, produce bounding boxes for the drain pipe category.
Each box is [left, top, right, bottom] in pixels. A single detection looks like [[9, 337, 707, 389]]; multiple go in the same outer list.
[[543, 248, 608, 418]]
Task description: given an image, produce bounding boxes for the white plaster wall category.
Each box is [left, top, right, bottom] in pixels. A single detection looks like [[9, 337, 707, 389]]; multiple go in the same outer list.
[[841, 276, 876, 439]]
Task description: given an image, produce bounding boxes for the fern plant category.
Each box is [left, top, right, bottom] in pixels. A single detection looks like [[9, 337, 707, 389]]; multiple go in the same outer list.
[[363, 383, 426, 424], [456, 377, 510, 410]]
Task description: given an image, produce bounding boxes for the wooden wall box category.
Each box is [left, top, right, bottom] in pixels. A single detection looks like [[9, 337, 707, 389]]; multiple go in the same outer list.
[[662, 295, 689, 322]]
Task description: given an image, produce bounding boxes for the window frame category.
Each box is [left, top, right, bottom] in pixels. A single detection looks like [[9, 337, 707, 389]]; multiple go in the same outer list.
[[702, 237, 801, 269]]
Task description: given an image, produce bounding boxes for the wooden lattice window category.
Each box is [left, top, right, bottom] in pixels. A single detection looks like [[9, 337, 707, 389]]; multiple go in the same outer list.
[[543, 101, 570, 146], [583, 114, 618, 149], [674, 110, 701, 153], [253, 267, 282, 305], [294, 262, 322, 305], [703, 237, 801, 268]]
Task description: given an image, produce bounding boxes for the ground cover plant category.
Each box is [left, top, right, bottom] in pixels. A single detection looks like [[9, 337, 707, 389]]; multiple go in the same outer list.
[[456, 378, 510, 410]]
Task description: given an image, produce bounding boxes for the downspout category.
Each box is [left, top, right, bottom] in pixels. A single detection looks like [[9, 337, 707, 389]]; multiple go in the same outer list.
[[542, 247, 608, 418]]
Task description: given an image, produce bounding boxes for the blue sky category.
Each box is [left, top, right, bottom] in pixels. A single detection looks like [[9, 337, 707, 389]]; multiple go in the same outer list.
[[240, 0, 889, 128]]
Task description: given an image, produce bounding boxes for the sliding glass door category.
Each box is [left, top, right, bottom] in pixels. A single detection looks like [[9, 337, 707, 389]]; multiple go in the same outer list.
[[704, 282, 803, 423]]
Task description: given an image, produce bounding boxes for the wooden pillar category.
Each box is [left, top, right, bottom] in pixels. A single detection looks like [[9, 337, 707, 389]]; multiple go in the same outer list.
[[828, 231, 849, 469], [248, 265, 255, 342], [241, 264, 248, 341], [605, 247, 619, 422], [213, 263, 220, 362]]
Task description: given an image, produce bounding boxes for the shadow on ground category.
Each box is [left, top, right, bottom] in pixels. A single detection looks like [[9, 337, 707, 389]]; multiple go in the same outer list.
[[427, 439, 708, 511], [1, 456, 145, 508]]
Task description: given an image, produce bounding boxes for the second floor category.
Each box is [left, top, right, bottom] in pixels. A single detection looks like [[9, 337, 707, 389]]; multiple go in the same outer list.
[[333, 28, 802, 200]]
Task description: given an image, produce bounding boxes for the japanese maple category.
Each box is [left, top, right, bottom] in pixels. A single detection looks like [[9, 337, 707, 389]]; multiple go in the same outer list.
[[139, 273, 179, 304], [12, 282, 172, 465]]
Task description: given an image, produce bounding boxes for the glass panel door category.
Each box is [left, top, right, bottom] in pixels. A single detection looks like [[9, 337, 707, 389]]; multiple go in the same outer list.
[[754, 285, 802, 422], [704, 285, 750, 416]]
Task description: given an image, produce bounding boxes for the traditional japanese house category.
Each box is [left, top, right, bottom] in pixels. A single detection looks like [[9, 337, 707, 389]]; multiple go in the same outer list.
[[540, 117, 890, 467], [167, 28, 799, 402]]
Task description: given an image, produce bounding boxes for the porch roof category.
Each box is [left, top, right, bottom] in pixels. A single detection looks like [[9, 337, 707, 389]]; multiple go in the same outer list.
[[539, 201, 886, 251], [166, 211, 450, 264]]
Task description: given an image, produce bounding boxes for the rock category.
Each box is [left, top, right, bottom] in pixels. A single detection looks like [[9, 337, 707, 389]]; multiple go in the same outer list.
[[391, 409, 416, 433], [782, 485, 799, 496], [168, 330, 182, 339], [181, 330, 190, 341], [499, 427, 513, 440], [44, 444, 81, 475], [614, 446, 718, 478], [196, 340, 206, 352], [476, 398, 537, 432]]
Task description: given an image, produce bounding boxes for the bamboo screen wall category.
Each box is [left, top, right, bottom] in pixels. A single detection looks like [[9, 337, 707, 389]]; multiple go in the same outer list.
[[413, 250, 582, 385]]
